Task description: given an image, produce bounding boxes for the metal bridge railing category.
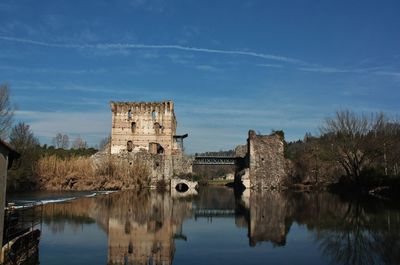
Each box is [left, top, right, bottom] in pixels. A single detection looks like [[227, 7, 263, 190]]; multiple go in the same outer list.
[[193, 156, 237, 165], [3, 202, 43, 247]]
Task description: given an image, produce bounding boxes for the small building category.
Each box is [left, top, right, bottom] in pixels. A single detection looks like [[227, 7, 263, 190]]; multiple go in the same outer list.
[[110, 101, 187, 155], [0, 140, 20, 247]]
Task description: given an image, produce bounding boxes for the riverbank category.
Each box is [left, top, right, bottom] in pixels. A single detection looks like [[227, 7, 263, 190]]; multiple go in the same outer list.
[[205, 179, 234, 186]]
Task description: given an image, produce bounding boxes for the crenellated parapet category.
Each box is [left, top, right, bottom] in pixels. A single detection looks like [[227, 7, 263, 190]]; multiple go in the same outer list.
[[110, 101, 175, 116]]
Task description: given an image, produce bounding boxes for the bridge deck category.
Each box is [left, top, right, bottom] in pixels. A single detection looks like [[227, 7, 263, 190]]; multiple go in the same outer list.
[[193, 156, 237, 165]]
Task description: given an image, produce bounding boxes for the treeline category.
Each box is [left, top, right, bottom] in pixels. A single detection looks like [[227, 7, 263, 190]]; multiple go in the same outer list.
[[39, 144, 98, 158], [286, 110, 400, 190], [7, 122, 100, 190]]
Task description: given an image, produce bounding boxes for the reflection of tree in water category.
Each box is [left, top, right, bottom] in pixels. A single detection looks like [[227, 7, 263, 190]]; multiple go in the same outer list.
[[236, 189, 400, 265], [41, 197, 99, 234], [373, 229, 400, 265], [39, 187, 400, 265], [316, 198, 400, 265]]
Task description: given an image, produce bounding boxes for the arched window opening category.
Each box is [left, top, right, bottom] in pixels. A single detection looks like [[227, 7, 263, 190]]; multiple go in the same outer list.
[[127, 141, 133, 152], [128, 242, 133, 254], [154, 122, 162, 134], [151, 110, 157, 120], [149, 142, 164, 154], [157, 145, 164, 154]]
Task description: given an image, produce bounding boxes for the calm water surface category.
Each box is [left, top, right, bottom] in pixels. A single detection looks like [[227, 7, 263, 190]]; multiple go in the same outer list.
[[13, 186, 400, 265]]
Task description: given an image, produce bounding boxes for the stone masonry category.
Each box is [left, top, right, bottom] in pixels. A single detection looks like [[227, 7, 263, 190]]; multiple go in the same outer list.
[[109, 101, 191, 187], [110, 101, 182, 155], [248, 130, 287, 189]]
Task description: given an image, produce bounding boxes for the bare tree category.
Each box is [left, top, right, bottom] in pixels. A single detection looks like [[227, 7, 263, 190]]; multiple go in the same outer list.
[[8, 122, 40, 187], [52, 133, 63, 148], [99, 135, 111, 151], [9, 122, 39, 152], [52, 133, 69, 149], [72, 136, 87, 149], [320, 110, 382, 182], [61, 134, 69, 149], [0, 83, 14, 140]]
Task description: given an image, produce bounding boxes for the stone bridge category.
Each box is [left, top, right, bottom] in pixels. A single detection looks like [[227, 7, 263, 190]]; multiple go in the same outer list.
[[170, 178, 198, 198]]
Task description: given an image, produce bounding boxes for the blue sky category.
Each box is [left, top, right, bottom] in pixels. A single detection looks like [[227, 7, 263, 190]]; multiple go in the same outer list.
[[0, 0, 399, 153]]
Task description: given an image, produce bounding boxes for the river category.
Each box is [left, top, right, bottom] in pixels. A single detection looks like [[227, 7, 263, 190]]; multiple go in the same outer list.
[[7, 186, 400, 265]]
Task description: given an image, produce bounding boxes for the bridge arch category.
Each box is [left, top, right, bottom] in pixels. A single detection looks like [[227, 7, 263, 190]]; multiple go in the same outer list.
[[170, 178, 198, 196], [175, 182, 189, 192]]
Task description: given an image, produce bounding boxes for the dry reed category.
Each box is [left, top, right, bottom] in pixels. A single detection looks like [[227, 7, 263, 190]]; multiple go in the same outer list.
[[35, 155, 94, 180], [35, 155, 152, 189]]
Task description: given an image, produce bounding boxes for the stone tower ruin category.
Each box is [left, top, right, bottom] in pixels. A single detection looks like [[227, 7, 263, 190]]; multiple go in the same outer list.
[[110, 101, 187, 155]]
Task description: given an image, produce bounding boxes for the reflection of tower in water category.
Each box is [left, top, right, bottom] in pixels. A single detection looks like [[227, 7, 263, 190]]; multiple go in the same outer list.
[[107, 191, 192, 265], [234, 189, 290, 247], [248, 191, 288, 247]]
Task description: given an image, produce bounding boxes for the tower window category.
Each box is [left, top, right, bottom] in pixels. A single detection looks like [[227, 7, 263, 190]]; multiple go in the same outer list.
[[154, 122, 162, 134], [127, 141, 133, 152], [131, 122, 136, 133]]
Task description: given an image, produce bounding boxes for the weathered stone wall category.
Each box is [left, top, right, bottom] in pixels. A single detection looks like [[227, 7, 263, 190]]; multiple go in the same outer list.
[[234, 145, 247, 158], [172, 155, 193, 176], [117, 152, 192, 186], [248, 130, 287, 190], [93, 151, 192, 189], [110, 101, 180, 155]]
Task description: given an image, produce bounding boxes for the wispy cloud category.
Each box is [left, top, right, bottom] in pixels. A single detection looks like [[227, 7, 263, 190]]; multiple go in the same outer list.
[[0, 36, 306, 64], [298, 66, 400, 80], [257, 63, 283, 68], [297, 66, 363, 74], [374, 71, 400, 77], [4, 36, 397, 79], [0, 65, 106, 75], [127, 0, 166, 13], [167, 53, 195, 64], [194, 64, 220, 72]]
